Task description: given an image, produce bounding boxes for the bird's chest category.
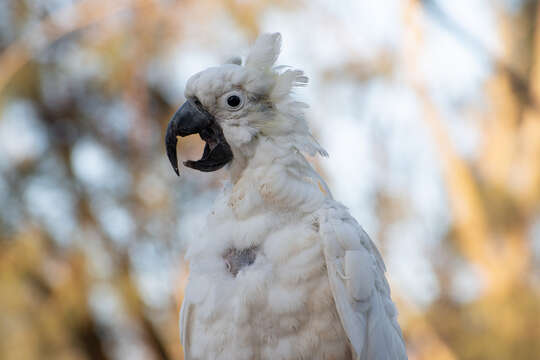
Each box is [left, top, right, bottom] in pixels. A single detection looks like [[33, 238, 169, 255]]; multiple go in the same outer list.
[[222, 246, 259, 277], [185, 208, 349, 359]]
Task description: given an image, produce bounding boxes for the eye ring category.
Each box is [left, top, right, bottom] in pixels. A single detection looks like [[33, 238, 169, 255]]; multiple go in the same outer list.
[[222, 90, 244, 111]]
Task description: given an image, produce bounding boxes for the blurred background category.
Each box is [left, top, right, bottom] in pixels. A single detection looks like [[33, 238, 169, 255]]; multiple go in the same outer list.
[[1, 0, 539, 359]]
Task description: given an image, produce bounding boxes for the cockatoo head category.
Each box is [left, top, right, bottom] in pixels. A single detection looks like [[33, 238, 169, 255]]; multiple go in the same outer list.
[[165, 33, 325, 175]]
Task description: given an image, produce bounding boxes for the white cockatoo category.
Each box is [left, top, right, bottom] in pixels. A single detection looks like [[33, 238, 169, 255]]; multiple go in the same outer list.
[[165, 33, 407, 360]]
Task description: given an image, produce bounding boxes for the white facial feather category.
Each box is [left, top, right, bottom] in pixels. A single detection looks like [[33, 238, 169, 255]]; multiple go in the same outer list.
[[183, 33, 326, 160]]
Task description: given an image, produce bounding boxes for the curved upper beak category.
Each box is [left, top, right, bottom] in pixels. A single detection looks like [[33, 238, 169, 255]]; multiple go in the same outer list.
[[165, 100, 213, 176], [165, 100, 233, 176]]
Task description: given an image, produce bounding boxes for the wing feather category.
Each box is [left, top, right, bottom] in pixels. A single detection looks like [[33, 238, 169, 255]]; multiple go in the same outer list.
[[179, 275, 209, 360], [319, 203, 407, 360], [179, 298, 193, 360]]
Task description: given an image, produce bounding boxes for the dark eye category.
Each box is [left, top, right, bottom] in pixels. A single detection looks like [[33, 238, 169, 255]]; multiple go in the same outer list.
[[227, 95, 241, 108], [193, 97, 202, 107]]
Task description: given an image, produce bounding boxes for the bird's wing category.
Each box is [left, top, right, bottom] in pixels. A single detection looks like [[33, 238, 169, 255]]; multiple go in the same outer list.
[[319, 203, 407, 360], [179, 292, 193, 360], [179, 299, 190, 355]]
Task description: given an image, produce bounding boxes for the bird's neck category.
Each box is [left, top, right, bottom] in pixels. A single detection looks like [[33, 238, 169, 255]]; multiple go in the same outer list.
[[224, 133, 331, 218], [228, 145, 251, 184], [227, 134, 296, 184]]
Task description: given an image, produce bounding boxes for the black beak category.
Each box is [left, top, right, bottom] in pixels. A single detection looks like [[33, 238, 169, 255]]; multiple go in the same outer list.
[[165, 100, 233, 175]]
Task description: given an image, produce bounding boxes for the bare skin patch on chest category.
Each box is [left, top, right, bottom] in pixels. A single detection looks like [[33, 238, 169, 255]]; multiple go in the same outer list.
[[223, 246, 258, 277]]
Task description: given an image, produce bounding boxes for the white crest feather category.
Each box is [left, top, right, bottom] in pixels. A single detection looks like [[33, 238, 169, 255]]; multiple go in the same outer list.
[[271, 69, 308, 101], [245, 33, 282, 71]]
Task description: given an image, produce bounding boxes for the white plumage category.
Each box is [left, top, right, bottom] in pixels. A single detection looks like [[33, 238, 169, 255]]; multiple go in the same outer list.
[[176, 33, 407, 360]]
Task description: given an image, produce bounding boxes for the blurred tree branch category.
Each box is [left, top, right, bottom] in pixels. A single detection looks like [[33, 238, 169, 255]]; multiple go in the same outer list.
[[399, 299, 458, 360], [404, 1, 540, 358], [77, 190, 175, 360], [403, 0, 495, 277], [420, 0, 540, 116], [0, 0, 152, 95]]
